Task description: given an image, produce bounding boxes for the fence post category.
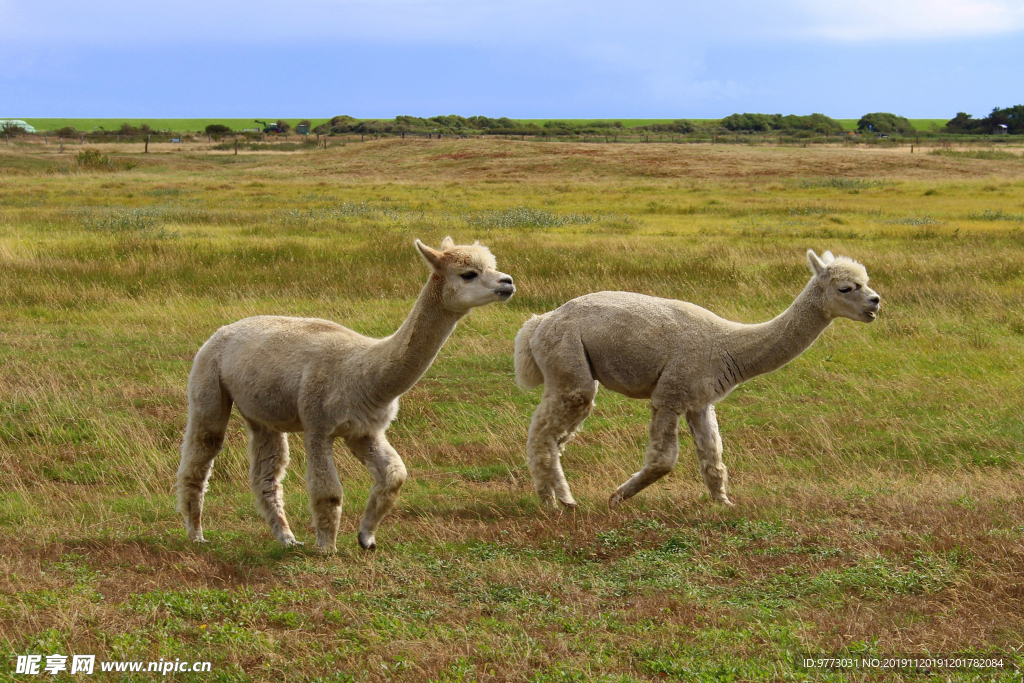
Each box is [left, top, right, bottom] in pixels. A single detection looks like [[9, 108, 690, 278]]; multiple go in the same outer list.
[[145, 135, 150, 154], [60, 137, 64, 153], [80, 134, 84, 144], [234, 135, 238, 155]]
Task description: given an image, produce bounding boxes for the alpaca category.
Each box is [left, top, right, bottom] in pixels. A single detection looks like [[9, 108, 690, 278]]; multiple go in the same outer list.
[[514, 250, 879, 508], [177, 237, 515, 552]]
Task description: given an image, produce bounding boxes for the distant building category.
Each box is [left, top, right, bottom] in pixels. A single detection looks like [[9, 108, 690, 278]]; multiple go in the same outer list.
[[296, 124, 310, 135], [995, 124, 1009, 135], [0, 119, 36, 133]]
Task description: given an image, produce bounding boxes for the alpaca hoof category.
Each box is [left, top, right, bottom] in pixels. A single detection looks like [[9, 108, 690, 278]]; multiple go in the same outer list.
[[559, 499, 578, 510], [608, 492, 625, 509], [711, 491, 734, 506], [282, 537, 304, 547], [358, 532, 377, 551], [314, 544, 337, 555], [188, 532, 208, 543]]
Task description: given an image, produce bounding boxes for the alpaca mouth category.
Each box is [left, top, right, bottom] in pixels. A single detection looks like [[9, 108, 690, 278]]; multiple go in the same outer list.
[[865, 310, 877, 321], [495, 285, 516, 300]]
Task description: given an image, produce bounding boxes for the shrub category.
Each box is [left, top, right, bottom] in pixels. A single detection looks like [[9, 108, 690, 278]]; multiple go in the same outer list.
[[275, 120, 291, 134], [205, 124, 232, 135], [74, 149, 138, 172], [857, 112, 915, 135]]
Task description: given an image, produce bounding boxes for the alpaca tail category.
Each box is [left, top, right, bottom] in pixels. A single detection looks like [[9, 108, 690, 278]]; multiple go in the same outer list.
[[514, 314, 546, 390]]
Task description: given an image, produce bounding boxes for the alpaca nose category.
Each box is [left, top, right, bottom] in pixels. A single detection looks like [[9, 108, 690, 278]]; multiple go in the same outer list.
[[498, 275, 514, 285], [868, 295, 880, 305]]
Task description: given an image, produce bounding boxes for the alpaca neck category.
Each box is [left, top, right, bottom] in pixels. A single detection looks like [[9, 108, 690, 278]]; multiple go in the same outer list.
[[367, 275, 465, 402], [721, 280, 832, 383]]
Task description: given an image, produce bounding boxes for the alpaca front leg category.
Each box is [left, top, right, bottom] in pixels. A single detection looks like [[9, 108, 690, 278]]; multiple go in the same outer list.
[[685, 405, 733, 506], [345, 434, 408, 550], [304, 432, 344, 553], [247, 423, 300, 546], [610, 406, 681, 507]]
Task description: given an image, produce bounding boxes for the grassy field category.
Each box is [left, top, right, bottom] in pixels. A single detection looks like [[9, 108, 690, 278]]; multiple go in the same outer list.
[[1, 138, 1023, 681]]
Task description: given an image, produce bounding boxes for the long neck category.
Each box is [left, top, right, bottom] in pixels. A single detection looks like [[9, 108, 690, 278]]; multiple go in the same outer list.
[[720, 280, 833, 383], [365, 275, 465, 402]]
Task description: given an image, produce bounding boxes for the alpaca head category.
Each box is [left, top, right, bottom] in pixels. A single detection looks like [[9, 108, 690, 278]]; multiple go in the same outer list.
[[415, 237, 515, 312], [807, 250, 880, 323]]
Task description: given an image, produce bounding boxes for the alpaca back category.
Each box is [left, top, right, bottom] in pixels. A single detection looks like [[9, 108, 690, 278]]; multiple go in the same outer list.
[[514, 315, 546, 389]]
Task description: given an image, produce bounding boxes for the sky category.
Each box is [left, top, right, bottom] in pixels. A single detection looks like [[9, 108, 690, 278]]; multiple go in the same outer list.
[[1, 0, 1022, 119]]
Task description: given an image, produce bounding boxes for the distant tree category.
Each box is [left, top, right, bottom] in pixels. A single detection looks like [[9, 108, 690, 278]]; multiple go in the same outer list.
[[320, 115, 358, 134], [2, 121, 25, 135], [56, 126, 78, 137], [118, 123, 137, 136], [668, 119, 696, 133], [790, 113, 845, 135], [205, 124, 232, 135], [722, 113, 778, 132], [297, 119, 311, 129], [987, 104, 1024, 134], [857, 112, 915, 135], [275, 120, 291, 134], [945, 112, 983, 134]]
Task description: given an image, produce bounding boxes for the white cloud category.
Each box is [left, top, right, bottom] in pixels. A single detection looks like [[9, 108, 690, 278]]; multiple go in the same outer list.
[[793, 0, 1024, 40], [8, 0, 1020, 47]]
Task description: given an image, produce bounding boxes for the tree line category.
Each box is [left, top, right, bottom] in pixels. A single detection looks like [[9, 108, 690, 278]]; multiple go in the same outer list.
[[4, 106, 1021, 138]]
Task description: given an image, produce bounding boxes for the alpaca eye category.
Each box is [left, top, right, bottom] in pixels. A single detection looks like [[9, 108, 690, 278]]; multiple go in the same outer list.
[[460, 272, 478, 281], [838, 286, 853, 293]]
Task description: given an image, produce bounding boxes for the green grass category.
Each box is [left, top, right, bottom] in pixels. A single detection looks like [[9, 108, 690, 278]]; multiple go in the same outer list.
[[1, 139, 1023, 681]]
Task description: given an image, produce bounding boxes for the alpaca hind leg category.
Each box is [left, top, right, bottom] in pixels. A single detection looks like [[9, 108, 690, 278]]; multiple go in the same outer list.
[[305, 431, 344, 553], [609, 405, 681, 507], [176, 380, 231, 543], [686, 405, 733, 506], [246, 422, 299, 546], [526, 384, 595, 508], [346, 433, 408, 550]]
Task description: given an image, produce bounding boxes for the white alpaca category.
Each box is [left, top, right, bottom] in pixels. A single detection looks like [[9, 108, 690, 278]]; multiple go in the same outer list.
[[514, 250, 879, 508], [177, 237, 515, 552]]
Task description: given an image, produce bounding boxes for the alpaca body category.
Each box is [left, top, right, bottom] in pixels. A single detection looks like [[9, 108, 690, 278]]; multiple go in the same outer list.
[[178, 238, 514, 552], [514, 251, 879, 509], [197, 316, 401, 436]]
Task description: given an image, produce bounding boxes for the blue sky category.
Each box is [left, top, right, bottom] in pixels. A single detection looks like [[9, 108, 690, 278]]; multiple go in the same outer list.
[[2, 0, 1022, 119]]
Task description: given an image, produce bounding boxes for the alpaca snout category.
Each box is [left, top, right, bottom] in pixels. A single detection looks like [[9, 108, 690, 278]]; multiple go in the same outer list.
[[495, 275, 516, 299]]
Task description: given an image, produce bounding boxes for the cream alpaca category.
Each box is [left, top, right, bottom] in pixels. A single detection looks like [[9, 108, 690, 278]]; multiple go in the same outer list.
[[514, 250, 879, 508], [177, 238, 515, 552]]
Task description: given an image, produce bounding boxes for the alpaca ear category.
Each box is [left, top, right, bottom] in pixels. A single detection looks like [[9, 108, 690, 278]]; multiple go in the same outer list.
[[415, 239, 444, 270], [807, 249, 827, 277], [821, 251, 836, 264], [440, 236, 455, 250]]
